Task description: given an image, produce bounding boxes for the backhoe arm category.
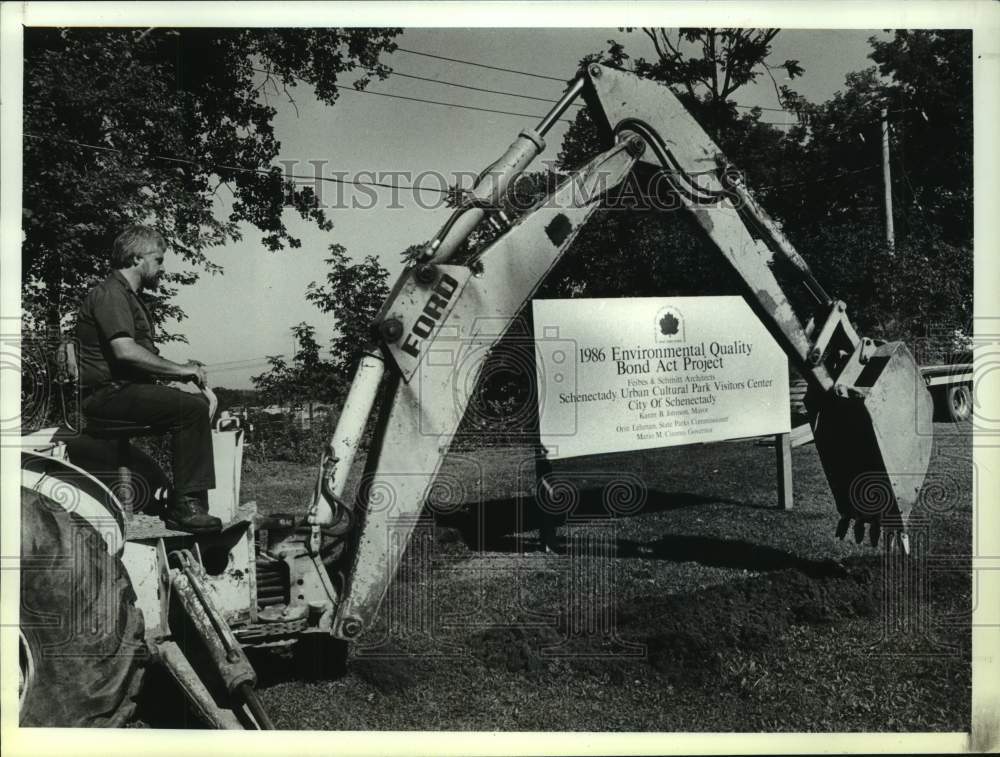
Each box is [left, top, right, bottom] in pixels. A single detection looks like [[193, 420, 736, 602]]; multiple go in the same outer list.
[[583, 64, 841, 390], [323, 133, 643, 641], [311, 64, 933, 642], [580, 64, 933, 548]]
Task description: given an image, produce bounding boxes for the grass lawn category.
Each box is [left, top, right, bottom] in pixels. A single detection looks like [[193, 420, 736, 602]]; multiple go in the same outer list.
[[232, 420, 972, 731]]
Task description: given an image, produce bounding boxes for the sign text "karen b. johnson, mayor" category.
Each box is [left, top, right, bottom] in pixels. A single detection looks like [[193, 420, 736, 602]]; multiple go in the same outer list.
[[533, 297, 791, 460]]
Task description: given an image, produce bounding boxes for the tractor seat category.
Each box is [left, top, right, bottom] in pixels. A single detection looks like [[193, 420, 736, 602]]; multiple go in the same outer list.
[[83, 417, 165, 439], [81, 417, 170, 515]]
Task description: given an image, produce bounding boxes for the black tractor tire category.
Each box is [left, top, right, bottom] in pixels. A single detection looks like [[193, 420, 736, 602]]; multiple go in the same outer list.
[[20, 484, 146, 727], [944, 383, 973, 423]]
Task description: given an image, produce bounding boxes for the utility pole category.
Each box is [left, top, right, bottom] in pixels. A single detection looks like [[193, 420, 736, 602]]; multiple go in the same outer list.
[[880, 107, 895, 252]]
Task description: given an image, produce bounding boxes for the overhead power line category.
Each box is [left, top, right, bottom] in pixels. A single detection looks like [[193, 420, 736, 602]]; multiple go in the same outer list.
[[736, 103, 799, 114], [393, 48, 795, 114], [206, 355, 286, 368], [388, 69, 584, 108], [758, 164, 879, 190], [391, 46, 927, 123], [22, 132, 455, 196], [336, 85, 575, 124], [252, 64, 574, 124], [394, 46, 568, 82], [392, 47, 813, 118], [211, 362, 275, 374], [250, 60, 828, 130], [374, 66, 792, 121]]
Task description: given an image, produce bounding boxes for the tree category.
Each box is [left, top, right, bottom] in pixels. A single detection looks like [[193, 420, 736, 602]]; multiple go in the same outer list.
[[767, 31, 973, 342], [546, 29, 971, 346], [248, 322, 345, 463], [559, 29, 805, 170], [549, 29, 807, 304], [251, 240, 390, 417], [305, 243, 391, 373], [753, 31, 971, 247], [22, 27, 400, 335], [631, 29, 803, 133], [869, 30, 972, 245], [251, 322, 343, 413]]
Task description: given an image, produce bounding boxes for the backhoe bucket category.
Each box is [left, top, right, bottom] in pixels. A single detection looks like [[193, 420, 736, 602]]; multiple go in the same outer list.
[[809, 341, 934, 541]]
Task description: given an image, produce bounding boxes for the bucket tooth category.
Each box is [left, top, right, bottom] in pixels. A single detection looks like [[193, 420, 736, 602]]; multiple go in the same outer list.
[[899, 532, 911, 556], [869, 521, 881, 548], [883, 529, 911, 556], [853, 520, 866, 544], [835, 517, 850, 540]]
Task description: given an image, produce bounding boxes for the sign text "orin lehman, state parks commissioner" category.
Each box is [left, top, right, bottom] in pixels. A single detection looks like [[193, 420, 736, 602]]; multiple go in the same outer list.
[[533, 297, 791, 460]]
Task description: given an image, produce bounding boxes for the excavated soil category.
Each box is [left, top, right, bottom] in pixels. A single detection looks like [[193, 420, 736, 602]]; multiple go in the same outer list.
[[468, 561, 878, 682]]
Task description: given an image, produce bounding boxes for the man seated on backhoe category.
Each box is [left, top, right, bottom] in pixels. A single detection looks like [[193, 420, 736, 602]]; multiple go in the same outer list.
[[75, 225, 221, 533]]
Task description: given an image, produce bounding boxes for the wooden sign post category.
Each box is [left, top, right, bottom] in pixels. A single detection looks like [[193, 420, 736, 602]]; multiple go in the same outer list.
[[775, 431, 793, 510]]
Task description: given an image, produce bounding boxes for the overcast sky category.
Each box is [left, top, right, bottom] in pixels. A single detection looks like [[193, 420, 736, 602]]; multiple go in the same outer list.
[[161, 28, 892, 389]]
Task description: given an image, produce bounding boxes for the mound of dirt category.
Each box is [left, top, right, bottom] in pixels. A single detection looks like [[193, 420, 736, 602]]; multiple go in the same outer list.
[[623, 563, 878, 681], [473, 625, 565, 674], [468, 562, 879, 685], [350, 654, 423, 695]]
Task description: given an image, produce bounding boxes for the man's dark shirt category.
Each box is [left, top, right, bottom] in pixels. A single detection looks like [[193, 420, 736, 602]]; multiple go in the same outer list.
[[76, 270, 159, 388]]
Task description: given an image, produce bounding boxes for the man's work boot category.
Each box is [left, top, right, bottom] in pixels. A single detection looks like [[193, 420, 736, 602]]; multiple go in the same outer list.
[[163, 493, 222, 534]]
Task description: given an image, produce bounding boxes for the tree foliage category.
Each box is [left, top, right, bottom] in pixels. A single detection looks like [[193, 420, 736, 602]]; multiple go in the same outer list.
[[773, 30, 973, 340], [305, 243, 391, 371], [22, 27, 400, 334], [870, 30, 972, 244], [251, 322, 344, 410], [549, 29, 806, 306], [630, 28, 803, 128], [546, 28, 971, 345], [251, 242, 390, 408]]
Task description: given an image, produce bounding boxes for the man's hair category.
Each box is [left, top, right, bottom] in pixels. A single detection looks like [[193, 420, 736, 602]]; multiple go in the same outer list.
[[111, 225, 166, 269]]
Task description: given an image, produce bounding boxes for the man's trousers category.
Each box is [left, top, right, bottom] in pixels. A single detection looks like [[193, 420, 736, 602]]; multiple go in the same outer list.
[[82, 382, 215, 496]]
